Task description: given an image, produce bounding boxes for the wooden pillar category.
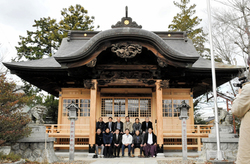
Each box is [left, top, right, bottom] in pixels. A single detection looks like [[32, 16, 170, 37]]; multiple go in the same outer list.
[[57, 92, 63, 124], [89, 80, 97, 153], [156, 80, 163, 151]]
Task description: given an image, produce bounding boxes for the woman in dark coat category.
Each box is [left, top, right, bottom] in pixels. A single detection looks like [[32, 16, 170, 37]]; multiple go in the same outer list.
[[103, 128, 113, 158]]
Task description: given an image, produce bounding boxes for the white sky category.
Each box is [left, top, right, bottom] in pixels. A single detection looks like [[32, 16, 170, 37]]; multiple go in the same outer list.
[[0, 0, 218, 62]]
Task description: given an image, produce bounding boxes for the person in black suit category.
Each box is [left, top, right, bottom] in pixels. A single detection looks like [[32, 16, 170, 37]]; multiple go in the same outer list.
[[112, 129, 122, 157], [96, 117, 105, 133], [141, 117, 153, 133], [143, 128, 157, 157], [114, 117, 124, 134], [105, 117, 115, 133]]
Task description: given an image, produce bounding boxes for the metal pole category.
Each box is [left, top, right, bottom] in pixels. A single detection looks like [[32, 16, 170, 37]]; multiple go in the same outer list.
[[69, 119, 75, 161], [206, 0, 224, 160], [182, 118, 187, 161]]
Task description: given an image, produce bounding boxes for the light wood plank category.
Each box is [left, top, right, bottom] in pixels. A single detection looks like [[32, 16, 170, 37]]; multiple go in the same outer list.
[[156, 80, 163, 146], [89, 80, 97, 145]]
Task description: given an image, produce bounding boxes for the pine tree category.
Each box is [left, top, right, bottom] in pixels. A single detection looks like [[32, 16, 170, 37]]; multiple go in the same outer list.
[[0, 74, 33, 145], [168, 0, 209, 57], [16, 4, 98, 61]]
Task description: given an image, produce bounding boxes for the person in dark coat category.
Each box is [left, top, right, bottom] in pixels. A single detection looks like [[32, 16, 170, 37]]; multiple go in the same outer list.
[[112, 129, 122, 157], [103, 128, 113, 158], [141, 117, 153, 133], [132, 118, 142, 134], [105, 117, 115, 133], [131, 130, 144, 157], [143, 128, 157, 157], [95, 128, 104, 157], [96, 117, 105, 132], [114, 117, 124, 133]]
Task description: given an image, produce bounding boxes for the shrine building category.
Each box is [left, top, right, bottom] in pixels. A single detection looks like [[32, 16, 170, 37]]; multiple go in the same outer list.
[[4, 13, 241, 153]]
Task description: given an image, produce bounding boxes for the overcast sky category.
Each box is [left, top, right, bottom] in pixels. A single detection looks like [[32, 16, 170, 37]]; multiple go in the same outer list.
[[0, 0, 221, 62]]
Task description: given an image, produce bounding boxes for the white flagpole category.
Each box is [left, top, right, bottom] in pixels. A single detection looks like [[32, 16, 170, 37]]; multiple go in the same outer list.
[[206, 0, 224, 160]]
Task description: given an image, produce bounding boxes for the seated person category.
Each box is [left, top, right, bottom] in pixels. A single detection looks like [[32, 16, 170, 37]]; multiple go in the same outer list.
[[96, 117, 105, 133], [122, 128, 133, 157], [114, 117, 124, 134], [95, 128, 104, 158], [142, 117, 153, 133], [103, 128, 113, 158], [105, 117, 115, 133], [131, 130, 144, 157], [123, 116, 133, 134], [143, 128, 157, 157], [112, 129, 122, 157], [132, 118, 142, 134]]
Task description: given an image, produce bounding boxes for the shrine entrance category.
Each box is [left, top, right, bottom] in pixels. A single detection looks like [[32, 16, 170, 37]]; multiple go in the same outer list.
[[97, 88, 155, 129]]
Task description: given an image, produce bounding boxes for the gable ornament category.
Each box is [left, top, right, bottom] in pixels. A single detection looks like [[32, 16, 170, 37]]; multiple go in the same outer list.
[[111, 42, 142, 58]]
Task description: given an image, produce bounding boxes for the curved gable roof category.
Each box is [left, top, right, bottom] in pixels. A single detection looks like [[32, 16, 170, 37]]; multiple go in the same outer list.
[[53, 27, 200, 67]]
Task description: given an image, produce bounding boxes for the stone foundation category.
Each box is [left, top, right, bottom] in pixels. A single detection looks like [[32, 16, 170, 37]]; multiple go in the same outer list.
[[11, 124, 58, 163], [200, 124, 239, 161], [200, 138, 238, 161]]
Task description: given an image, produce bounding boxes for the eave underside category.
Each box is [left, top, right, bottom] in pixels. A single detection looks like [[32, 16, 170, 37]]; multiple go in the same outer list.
[[10, 66, 240, 98]]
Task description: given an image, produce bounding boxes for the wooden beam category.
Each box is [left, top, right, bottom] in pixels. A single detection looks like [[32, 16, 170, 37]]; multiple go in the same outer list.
[[89, 80, 97, 145], [156, 80, 163, 146], [96, 65, 158, 70]]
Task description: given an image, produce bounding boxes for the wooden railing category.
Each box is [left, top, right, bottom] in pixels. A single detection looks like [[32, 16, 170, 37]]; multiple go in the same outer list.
[[45, 124, 90, 138], [163, 124, 213, 151], [45, 124, 212, 151]]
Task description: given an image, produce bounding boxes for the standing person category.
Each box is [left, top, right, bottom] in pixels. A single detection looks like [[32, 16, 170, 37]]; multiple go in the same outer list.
[[231, 55, 250, 164], [132, 118, 142, 134], [123, 116, 133, 134], [103, 128, 113, 158], [95, 128, 104, 158], [131, 130, 144, 157], [105, 117, 115, 133], [142, 117, 153, 133], [96, 117, 105, 133], [113, 129, 122, 157], [122, 129, 133, 157], [143, 128, 157, 157], [114, 117, 124, 134]]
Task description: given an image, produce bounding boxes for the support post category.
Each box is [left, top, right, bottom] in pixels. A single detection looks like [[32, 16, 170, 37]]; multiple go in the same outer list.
[[181, 118, 188, 160], [58, 92, 63, 131], [89, 80, 97, 155], [155, 80, 164, 155], [207, 0, 224, 160], [69, 119, 75, 161]]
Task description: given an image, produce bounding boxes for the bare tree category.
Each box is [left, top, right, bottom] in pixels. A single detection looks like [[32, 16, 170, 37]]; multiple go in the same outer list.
[[213, 0, 250, 66]]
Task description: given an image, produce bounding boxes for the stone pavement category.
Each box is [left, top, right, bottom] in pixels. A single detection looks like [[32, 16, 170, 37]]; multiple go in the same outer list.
[[55, 152, 198, 164]]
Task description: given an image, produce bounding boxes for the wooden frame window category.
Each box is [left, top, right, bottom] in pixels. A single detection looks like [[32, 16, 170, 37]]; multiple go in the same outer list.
[[63, 98, 90, 117], [162, 99, 189, 117], [101, 98, 151, 117]]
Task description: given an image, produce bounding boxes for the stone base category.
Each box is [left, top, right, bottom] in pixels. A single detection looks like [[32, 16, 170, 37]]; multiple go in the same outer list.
[[200, 138, 238, 161], [11, 141, 58, 163], [10, 124, 58, 163]]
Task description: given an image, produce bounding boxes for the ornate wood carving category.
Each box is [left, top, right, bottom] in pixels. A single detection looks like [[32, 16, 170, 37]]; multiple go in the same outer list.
[[86, 58, 97, 67], [84, 80, 95, 89], [99, 71, 152, 80], [160, 80, 170, 89], [157, 58, 167, 67], [111, 43, 142, 58]]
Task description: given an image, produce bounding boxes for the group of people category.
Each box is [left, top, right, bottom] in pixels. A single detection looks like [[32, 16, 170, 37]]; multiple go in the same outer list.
[[95, 116, 157, 158]]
